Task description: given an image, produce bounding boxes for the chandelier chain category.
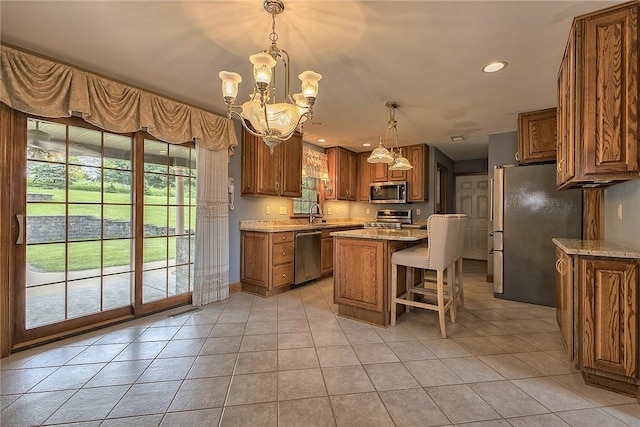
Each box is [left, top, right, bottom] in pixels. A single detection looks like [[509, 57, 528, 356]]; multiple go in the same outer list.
[[270, 13, 279, 44]]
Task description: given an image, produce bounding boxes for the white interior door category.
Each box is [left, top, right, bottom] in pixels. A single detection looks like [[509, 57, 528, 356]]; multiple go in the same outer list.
[[455, 174, 489, 260]]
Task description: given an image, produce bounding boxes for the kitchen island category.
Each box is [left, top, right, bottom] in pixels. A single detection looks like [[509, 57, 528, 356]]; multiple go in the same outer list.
[[330, 228, 429, 327]]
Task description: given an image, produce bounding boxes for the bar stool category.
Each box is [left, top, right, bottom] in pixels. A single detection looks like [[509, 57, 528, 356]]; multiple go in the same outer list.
[[390, 214, 460, 338]]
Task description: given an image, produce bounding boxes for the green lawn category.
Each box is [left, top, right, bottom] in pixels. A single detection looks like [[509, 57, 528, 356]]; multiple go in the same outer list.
[[26, 186, 195, 272]]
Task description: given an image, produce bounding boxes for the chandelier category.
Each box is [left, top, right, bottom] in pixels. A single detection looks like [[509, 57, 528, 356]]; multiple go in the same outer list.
[[367, 101, 413, 170], [219, 0, 322, 154]]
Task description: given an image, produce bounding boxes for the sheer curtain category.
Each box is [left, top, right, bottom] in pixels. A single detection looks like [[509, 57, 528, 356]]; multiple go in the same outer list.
[[193, 145, 230, 305]]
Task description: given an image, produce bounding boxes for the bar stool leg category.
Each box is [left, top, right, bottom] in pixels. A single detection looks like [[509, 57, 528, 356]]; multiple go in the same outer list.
[[457, 258, 464, 307], [447, 263, 456, 323], [391, 262, 398, 326], [436, 269, 447, 338], [406, 267, 414, 312]]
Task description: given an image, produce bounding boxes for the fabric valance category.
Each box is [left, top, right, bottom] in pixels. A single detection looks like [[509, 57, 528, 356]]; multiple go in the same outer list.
[[0, 45, 238, 152], [302, 147, 329, 179]]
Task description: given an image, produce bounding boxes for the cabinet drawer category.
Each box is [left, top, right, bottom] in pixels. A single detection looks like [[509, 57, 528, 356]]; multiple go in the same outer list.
[[273, 263, 294, 287], [273, 242, 294, 265], [273, 232, 294, 243]]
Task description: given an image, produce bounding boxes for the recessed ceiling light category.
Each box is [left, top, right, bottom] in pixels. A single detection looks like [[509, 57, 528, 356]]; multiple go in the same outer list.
[[318, 138, 326, 143], [363, 143, 371, 147], [449, 134, 464, 142], [482, 61, 508, 73]]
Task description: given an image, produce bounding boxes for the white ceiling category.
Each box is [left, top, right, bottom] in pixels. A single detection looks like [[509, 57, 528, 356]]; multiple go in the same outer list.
[[1, 0, 617, 161]]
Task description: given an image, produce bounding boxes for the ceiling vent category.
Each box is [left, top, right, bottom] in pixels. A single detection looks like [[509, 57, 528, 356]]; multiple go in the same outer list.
[[449, 134, 464, 142]]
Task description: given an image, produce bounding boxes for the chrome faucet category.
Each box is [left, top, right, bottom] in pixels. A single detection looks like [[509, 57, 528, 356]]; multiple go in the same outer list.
[[309, 203, 322, 224]]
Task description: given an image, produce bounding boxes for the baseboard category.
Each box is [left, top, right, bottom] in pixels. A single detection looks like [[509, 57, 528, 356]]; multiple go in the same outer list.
[[229, 282, 241, 295]]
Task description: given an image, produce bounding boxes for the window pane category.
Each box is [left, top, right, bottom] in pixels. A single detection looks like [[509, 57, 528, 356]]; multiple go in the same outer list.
[[27, 119, 67, 163], [169, 206, 188, 236], [103, 239, 133, 274], [27, 243, 66, 276], [68, 278, 101, 319], [103, 273, 131, 310], [104, 134, 132, 169], [144, 172, 169, 204], [28, 161, 67, 197], [68, 241, 102, 276], [68, 204, 102, 241], [170, 174, 189, 206], [144, 206, 168, 237], [144, 237, 167, 266], [189, 178, 196, 205], [26, 282, 66, 328], [168, 236, 177, 266], [144, 140, 168, 173], [68, 126, 101, 167], [69, 166, 101, 203], [27, 203, 66, 244], [169, 145, 190, 174], [104, 206, 132, 239], [104, 170, 132, 204], [143, 269, 167, 303]]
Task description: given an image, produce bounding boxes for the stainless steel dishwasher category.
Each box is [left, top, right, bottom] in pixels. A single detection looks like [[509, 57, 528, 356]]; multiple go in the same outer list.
[[294, 230, 322, 285]]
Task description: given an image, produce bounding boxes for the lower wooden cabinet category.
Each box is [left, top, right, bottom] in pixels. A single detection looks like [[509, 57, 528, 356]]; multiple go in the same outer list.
[[581, 257, 637, 379], [240, 231, 294, 297], [555, 245, 640, 396]]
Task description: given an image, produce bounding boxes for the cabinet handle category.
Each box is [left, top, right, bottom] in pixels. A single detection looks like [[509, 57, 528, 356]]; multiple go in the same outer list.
[[276, 181, 280, 191], [282, 251, 287, 255], [557, 158, 564, 173], [555, 258, 564, 274], [515, 151, 520, 162], [282, 236, 287, 240], [282, 273, 286, 277]]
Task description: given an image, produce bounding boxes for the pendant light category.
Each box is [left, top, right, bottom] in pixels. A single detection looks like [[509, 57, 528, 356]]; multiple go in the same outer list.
[[367, 101, 413, 170]]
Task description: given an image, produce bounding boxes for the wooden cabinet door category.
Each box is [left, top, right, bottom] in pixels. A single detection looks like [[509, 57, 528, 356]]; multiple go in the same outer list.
[[518, 108, 557, 164], [335, 147, 357, 200], [556, 248, 574, 362], [334, 238, 384, 312], [321, 237, 333, 275], [406, 144, 429, 202], [371, 163, 388, 182], [256, 141, 282, 196], [582, 5, 639, 177], [558, 26, 577, 187], [388, 167, 406, 182], [241, 130, 257, 194], [356, 152, 372, 202], [280, 132, 302, 198], [240, 232, 269, 288], [581, 258, 638, 378]]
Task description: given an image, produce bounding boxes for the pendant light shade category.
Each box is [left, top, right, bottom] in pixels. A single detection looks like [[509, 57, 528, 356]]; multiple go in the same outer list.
[[367, 138, 394, 164], [389, 148, 413, 170]]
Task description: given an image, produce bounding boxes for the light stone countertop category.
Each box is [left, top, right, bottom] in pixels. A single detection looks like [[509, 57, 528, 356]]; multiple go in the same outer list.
[[239, 221, 365, 233], [552, 238, 640, 259], [330, 228, 429, 242]]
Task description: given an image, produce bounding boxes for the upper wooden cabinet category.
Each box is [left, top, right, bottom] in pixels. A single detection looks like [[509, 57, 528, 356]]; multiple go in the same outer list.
[[405, 144, 430, 202], [241, 127, 302, 198], [557, 2, 640, 189], [326, 147, 357, 201], [356, 152, 371, 202], [517, 108, 557, 164]]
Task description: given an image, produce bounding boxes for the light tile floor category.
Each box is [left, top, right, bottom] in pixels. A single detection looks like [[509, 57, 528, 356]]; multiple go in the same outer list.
[[2, 260, 640, 426]]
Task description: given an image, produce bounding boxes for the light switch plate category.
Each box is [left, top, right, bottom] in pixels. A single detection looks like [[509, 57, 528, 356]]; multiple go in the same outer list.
[[279, 206, 287, 215], [327, 208, 332, 215], [416, 208, 421, 216], [266, 206, 271, 215], [366, 208, 370, 214], [617, 203, 623, 220]]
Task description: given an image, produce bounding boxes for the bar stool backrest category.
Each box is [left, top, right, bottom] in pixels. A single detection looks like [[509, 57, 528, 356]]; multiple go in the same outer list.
[[426, 214, 460, 271]]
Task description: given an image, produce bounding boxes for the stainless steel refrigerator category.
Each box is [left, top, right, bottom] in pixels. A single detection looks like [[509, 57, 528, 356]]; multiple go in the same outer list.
[[492, 163, 582, 306]]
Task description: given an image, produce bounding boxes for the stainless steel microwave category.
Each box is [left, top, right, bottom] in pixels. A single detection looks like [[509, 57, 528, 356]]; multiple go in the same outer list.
[[369, 181, 408, 204]]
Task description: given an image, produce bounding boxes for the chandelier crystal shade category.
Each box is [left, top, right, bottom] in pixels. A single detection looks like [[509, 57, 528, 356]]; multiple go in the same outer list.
[[367, 101, 413, 170], [219, 0, 321, 154]]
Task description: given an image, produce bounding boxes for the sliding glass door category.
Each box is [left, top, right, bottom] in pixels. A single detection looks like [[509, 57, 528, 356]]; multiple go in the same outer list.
[[15, 115, 195, 343]]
